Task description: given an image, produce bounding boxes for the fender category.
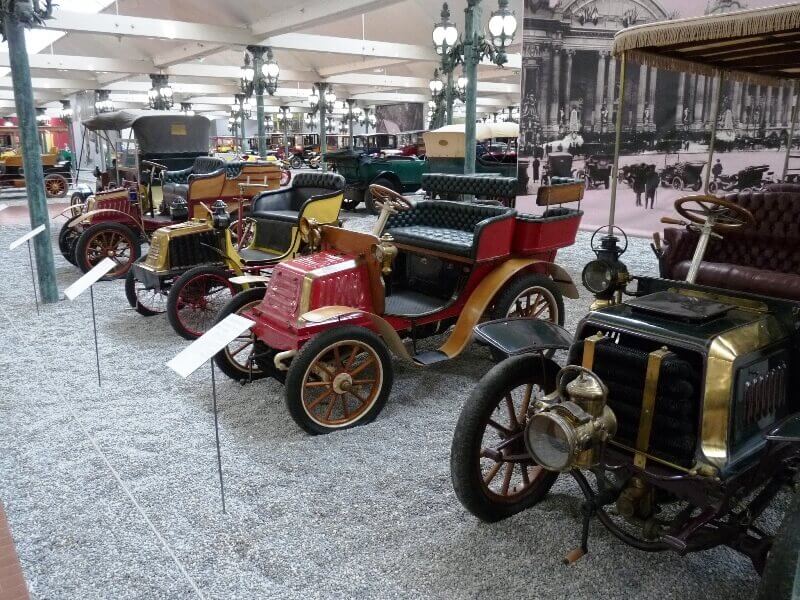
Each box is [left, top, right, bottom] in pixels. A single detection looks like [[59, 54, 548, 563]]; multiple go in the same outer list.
[[68, 208, 143, 234], [370, 170, 403, 191], [534, 261, 579, 300]]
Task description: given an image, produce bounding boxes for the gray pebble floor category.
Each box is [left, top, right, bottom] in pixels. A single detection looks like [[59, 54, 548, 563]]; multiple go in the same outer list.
[[0, 210, 768, 599]]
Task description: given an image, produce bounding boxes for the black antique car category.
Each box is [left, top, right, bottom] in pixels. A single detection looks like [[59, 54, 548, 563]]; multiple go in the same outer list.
[[576, 154, 612, 189], [709, 165, 773, 193], [660, 160, 705, 191], [450, 6, 800, 596]]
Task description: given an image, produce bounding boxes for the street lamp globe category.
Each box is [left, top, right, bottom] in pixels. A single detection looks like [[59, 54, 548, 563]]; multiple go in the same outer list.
[[308, 90, 319, 108], [457, 75, 468, 93], [432, 3, 458, 54], [324, 89, 337, 108], [429, 78, 444, 94], [488, 0, 518, 49]]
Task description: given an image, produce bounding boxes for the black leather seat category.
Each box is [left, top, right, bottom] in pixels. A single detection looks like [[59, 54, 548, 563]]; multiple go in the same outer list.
[[162, 156, 225, 202], [251, 172, 345, 222], [385, 200, 514, 259], [421, 173, 517, 205]]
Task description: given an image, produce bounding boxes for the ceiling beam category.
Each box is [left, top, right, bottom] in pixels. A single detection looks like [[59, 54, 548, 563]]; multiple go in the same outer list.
[[317, 58, 409, 78], [153, 43, 224, 68], [0, 52, 155, 75], [260, 33, 438, 61], [0, 77, 97, 90], [250, 0, 405, 37]]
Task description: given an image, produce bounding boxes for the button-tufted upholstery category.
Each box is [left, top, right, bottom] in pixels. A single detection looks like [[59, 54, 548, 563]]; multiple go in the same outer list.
[[421, 173, 516, 205], [385, 200, 514, 259], [660, 190, 800, 300], [251, 172, 344, 221], [162, 156, 225, 204]]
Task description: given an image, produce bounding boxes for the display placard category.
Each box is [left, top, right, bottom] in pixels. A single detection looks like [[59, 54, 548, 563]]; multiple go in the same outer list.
[[63, 257, 116, 300], [9, 223, 45, 250], [167, 314, 255, 378]]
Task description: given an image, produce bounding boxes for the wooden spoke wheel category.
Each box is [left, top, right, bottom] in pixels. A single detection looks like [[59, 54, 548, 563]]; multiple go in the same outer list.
[[75, 222, 141, 279], [124, 269, 167, 316], [213, 288, 280, 383], [167, 265, 236, 340], [285, 325, 393, 435], [450, 354, 560, 522], [44, 173, 68, 198]]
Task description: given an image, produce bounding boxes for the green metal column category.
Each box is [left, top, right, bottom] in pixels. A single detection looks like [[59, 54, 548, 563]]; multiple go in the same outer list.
[[463, 0, 481, 175], [281, 107, 290, 160], [348, 100, 355, 151], [249, 46, 267, 159], [5, 13, 58, 303], [317, 83, 327, 172], [446, 69, 454, 125]]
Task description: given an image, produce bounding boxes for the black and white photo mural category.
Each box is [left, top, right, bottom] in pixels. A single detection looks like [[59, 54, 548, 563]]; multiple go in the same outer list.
[[518, 0, 789, 236]]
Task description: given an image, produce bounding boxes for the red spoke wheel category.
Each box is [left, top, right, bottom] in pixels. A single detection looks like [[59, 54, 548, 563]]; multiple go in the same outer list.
[[285, 325, 393, 435], [213, 287, 282, 383], [125, 268, 167, 316], [167, 265, 237, 340], [75, 222, 141, 279], [450, 354, 560, 522]]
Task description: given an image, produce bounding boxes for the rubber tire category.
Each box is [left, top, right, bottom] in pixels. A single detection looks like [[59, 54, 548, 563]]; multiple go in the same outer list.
[[290, 156, 302, 169], [75, 222, 141, 279], [58, 216, 80, 265], [124, 268, 166, 316], [342, 187, 363, 211], [364, 177, 397, 215], [44, 173, 68, 198], [69, 192, 84, 217], [672, 176, 684, 190], [167, 265, 235, 340], [285, 325, 394, 435], [758, 490, 800, 599], [450, 354, 560, 522]]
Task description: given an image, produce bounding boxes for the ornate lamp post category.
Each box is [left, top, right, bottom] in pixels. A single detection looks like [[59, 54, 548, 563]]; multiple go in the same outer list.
[[94, 89, 114, 114], [308, 83, 336, 170], [432, 3, 459, 125], [59, 99, 76, 181], [147, 74, 174, 110], [230, 93, 252, 153], [344, 99, 362, 150], [1, 0, 58, 302], [433, 0, 516, 174], [277, 106, 293, 158], [241, 46, 279, 159]]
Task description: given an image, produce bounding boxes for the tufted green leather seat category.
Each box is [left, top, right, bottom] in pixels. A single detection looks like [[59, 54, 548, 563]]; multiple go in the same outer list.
[[385, 200, 514, 259], [421, 173, 517, 204]]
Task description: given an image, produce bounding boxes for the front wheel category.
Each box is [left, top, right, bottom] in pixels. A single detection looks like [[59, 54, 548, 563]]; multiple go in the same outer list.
[[290, 156, 302, 169], [285, 325, 393, 435], [758, 490, 800, 598], [671, 176, 685, 190], [166, 265, 236, 340], [213, 288, 281, 383], [75, 222, 141, 278], [44, 173, 68, 198], [125, 268, 167, 316], [58, 216, 80, 265], [450, 354, 561, 522]]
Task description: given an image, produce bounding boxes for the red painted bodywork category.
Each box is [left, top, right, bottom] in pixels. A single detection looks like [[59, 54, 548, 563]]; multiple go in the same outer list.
[[247, 210, 583, 352]]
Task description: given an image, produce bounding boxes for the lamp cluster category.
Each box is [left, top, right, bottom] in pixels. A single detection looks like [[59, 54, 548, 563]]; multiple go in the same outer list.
[[148, 74, 174, 110], [240, 46, 280, 97], [94, 89, 114, 113]]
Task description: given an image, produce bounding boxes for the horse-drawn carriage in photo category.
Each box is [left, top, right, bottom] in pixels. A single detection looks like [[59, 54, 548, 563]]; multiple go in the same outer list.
[[212, 174, 584, 435], [59, 110, 281, 278], [449, 6, 800, 597], [659, 160, 705, 191]]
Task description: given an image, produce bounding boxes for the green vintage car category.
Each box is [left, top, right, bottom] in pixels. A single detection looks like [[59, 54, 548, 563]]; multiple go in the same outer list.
[[326, 149, 427, 213]]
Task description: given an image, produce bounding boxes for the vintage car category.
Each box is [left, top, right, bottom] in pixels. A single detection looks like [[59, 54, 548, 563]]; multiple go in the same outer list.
[[326, 149, 426, 213], [353, 133, 399, 156], [213, 175, 584, 435], [451, 6, 800, 596], [59, 110, 282, 278], [576, 154, 612, 189], [708, 165, 773, 193], [397, 130, 427, 157], [127, 173, 346, 339], [659, 160, 705, 191], [423, 123, 519, 181], [0, 147, 71, 197]]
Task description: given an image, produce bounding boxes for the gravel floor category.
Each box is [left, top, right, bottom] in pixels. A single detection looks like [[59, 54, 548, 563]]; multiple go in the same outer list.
[[0, 211, 767, 599]]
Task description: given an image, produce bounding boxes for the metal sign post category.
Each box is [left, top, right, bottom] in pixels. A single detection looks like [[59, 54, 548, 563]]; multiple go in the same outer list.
[[9, 223, 45, 314]]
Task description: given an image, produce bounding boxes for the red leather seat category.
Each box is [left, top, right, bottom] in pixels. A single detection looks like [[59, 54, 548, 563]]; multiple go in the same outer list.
[[660, 190, 800, 301]]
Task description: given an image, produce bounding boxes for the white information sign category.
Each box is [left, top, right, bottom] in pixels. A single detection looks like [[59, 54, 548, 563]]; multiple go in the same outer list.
[[167, 314, 255, 379], [63, 257, 116, 300], [9, 223, 45, 250]]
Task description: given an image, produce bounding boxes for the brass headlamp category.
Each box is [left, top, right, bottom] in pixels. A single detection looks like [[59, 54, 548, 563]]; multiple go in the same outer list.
[[373, 233, 397, 275], [524, 366, 616, 471], [299, 217, 322, 251]]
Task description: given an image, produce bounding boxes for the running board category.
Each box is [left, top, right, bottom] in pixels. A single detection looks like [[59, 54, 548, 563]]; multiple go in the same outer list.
[[412, 350, 450, 365]]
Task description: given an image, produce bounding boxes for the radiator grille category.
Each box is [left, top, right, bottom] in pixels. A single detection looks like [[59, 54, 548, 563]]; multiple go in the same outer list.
[[732, 353, 790, 448], [168, 232, 220, 269]]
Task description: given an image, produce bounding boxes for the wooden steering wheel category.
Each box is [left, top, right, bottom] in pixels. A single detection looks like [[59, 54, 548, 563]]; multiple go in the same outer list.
[[674, 195, 754, 232], [368, 184, 413, 213]]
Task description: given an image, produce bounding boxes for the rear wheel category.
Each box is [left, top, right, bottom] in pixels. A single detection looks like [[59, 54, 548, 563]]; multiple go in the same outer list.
[[44, 173, 68, 198], [75, 222, 141, 278], [69, 192, 84, 217], [58, 216, 80, 265], [167, 265, 236, 340], [290, 156, 302, 169], [285, 325, 393, 435], [450, 354, 561, 522], [671, 176, 684, 190], [125, 268, 167, 316], [365, 177, 397, 215], [213, 288, 282, 383]]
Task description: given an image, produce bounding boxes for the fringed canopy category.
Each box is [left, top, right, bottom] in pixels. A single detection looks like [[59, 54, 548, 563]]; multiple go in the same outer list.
[[611, 2, 800, 85]]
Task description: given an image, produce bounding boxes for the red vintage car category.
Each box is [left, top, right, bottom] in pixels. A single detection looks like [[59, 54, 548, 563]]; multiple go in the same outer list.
[[214, 178, 585, 434]]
